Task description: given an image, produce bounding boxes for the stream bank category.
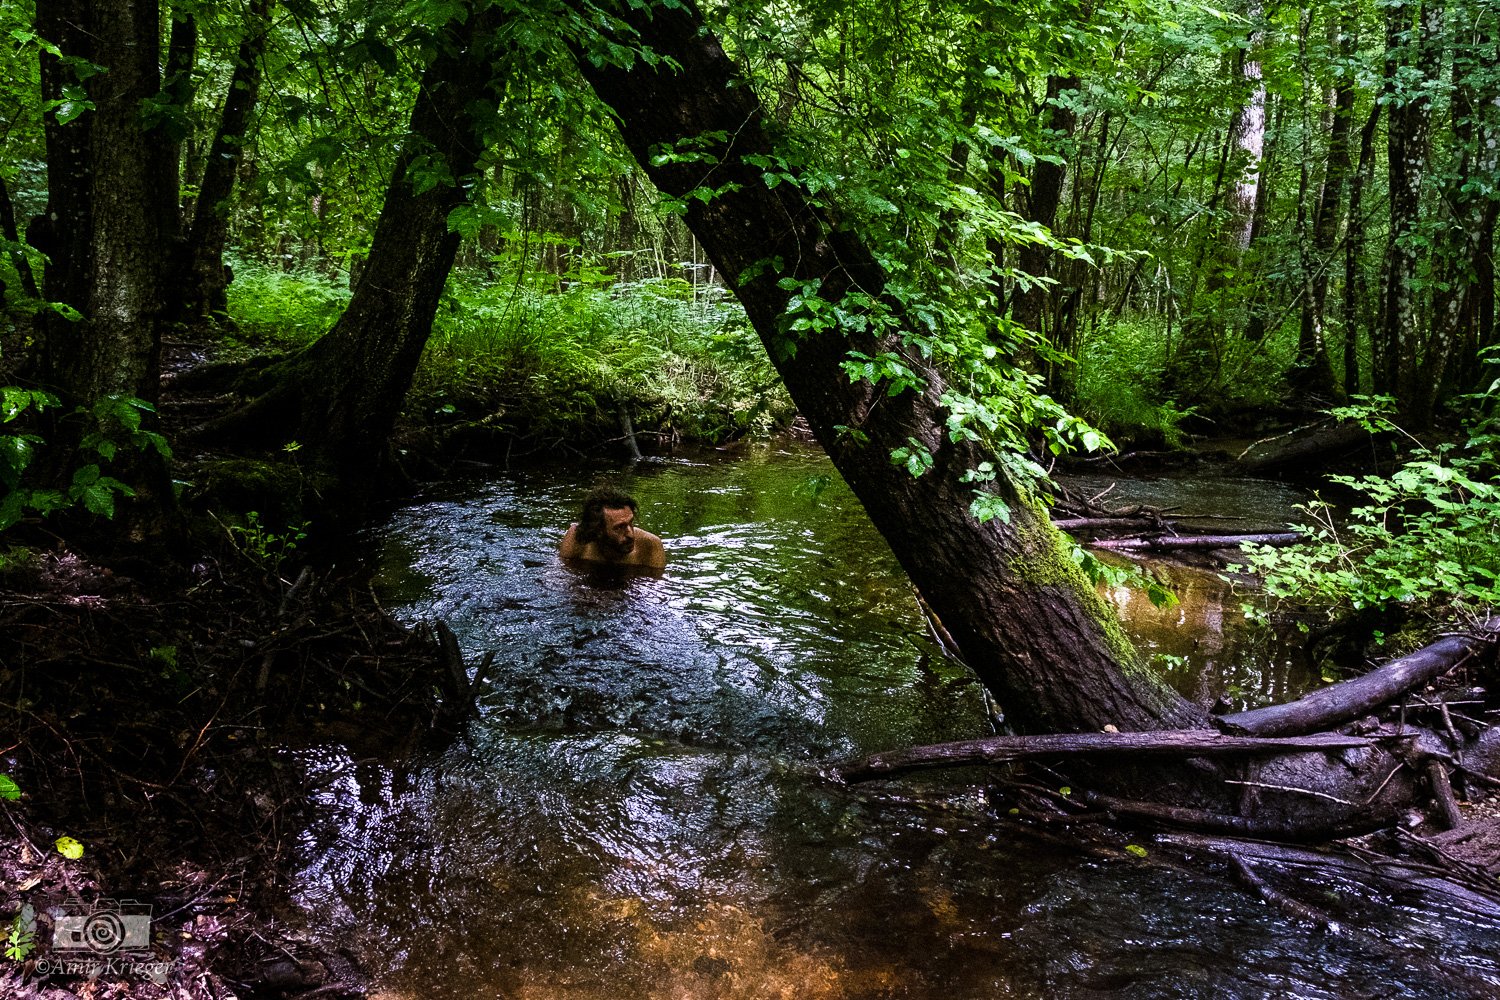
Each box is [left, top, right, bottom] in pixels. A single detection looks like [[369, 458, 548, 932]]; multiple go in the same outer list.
[[0, 546, 453, 999]]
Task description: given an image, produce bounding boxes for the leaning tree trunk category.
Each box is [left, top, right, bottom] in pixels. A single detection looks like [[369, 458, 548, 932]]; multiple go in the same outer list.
[[175, 0, 274, 323], [570, 0, 1203, 737], [207, 4, 510, 475]]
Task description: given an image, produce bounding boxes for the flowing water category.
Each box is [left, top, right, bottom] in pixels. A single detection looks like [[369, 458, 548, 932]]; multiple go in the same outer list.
[[292, 445, 1500, 998]]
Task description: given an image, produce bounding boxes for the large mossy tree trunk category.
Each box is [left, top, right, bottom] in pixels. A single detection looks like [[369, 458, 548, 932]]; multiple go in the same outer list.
[[210, 4, 509, 477], [571, 0, 1203, 737]]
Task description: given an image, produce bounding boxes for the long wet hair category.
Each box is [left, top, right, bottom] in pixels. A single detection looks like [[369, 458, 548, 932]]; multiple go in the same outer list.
[[575, 487, 638, 545]]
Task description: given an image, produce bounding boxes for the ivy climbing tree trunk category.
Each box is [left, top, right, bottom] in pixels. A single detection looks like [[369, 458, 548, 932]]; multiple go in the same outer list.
[[570, 0, 1203, 738]]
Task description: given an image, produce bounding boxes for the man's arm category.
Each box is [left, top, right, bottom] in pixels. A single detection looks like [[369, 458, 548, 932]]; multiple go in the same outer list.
[[559, 523, 581, 559]]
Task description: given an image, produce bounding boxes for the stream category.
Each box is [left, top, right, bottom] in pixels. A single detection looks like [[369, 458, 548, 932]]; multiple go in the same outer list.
[[292, 444, 1500, 998]]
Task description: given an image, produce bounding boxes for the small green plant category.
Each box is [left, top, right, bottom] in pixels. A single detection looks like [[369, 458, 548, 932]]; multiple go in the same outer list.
[[227, 511, 308, 578], [5, 905, 36, 963], [0, 774, 20, 800], [0, 389, 172, 530]]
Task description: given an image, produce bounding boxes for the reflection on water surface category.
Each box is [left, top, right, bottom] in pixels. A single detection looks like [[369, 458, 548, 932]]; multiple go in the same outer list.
[[293, 445, 1500, 998]]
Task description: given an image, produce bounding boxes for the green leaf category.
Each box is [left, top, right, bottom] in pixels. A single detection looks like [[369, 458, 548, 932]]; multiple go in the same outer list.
[[55, 835, 84, 860], [0, 775, 19, 800], [1125, 844, 1148, 858]]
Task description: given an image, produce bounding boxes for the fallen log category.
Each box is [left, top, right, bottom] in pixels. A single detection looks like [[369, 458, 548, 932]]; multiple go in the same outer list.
[[1216, 619, 1500, 737], [1091, 532, 1304, 552], [1051, 516, 1159, 532], [1237, 419, 1380, 474], [836, 729, 1372, 783]]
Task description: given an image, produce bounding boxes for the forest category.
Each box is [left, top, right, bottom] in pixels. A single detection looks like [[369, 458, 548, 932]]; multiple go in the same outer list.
[[2, 0, 1500, 996]]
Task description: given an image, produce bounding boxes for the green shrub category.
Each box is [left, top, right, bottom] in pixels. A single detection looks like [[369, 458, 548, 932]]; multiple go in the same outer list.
[[409, 265, 792, 443], [1236, 382, 1500, 622], [224, 256, 351, 347]]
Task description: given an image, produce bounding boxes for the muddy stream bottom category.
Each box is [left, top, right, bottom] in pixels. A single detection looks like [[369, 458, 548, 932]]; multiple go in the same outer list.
[[289, 445, 1500, 998]]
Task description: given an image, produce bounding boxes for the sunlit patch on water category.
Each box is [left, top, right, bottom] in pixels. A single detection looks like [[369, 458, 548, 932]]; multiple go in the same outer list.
[[292, 445, 1500, 998]]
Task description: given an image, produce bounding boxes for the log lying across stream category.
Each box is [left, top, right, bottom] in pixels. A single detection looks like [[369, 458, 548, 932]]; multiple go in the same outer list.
[[839, 619, 1500, 785], [836, 730, 1373, 783]]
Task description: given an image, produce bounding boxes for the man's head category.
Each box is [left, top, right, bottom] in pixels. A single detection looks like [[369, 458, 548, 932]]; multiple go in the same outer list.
[[576, 487, 640, 556]]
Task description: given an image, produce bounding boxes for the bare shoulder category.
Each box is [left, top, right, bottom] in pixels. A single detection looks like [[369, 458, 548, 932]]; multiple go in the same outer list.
[[559, 523, 581, 558], [635, 529, 666, 569]]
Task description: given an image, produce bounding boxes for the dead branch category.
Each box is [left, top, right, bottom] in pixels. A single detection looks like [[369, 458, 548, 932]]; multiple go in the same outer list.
[[1216, 619, 1500, 737], [1091, 532, 1304, 552], [835, 729, 1372, 783]]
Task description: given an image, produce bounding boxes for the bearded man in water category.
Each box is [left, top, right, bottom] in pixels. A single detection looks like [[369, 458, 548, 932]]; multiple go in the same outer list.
[[559, 487, 666, 570]]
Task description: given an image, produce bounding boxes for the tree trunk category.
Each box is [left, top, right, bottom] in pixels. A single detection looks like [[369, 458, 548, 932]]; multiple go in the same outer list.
[[207, 4, 511, 475], [1172, 2, 1266, 396], [1289, 10, 1346, 400], [1223, 1, 1266, 259], [33, 0, 174, 406], [1343, 103, 1382, 395], [1434, 17, 1500, 401], [569, 0, 1203, 737], [175, 0, 274, 323], [162, 8, 197, 248], [1379, 0, 1442, 425], [1014, 73, 1079, 344]]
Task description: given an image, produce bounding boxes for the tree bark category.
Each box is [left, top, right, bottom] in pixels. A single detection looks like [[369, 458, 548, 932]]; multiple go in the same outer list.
[[1290, 11, 1347, 400], [569, 0, 1204, 736], [1343, 102, 1382, 395], [1379, 0, 1442, 425], [33, 0, 175, 406], [206, 4, 511, 474], [176, 0, 274, 322], [1014, 73, 1079, 344]]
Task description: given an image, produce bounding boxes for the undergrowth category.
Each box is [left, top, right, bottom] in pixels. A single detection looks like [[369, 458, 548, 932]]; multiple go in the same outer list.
[[224, 255, 792, 447], [1236, 367, 1500, 627], [1071, 316, 1296, 445], [414, 268, 790, 444]]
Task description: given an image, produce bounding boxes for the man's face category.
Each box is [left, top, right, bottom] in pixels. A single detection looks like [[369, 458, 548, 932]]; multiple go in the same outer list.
[[599, 506, 636, 555]]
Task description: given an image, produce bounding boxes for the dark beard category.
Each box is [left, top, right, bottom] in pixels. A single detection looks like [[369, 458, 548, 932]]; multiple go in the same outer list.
[[600, 534, 635, 558]]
